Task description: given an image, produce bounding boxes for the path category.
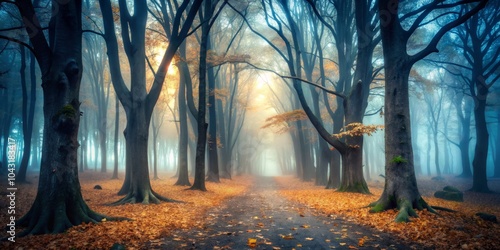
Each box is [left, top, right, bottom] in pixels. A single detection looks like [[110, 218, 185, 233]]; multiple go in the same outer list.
[[144, 177, 424, 249]]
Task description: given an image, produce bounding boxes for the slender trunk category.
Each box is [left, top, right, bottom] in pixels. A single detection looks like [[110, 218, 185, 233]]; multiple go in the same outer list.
[[433, 131, 441, 176], [470, 90, 490, 192], [206, 37, 220, 183], [175, 49, 191, 186], [191, 1, 212, 191], [494, 112, 500, 178], [19, 45, 36, 183], [112, 96, 119, 179]]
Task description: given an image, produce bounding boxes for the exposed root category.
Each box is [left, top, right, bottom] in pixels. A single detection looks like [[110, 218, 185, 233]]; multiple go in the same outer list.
[[110, 189, 180, 205], [431, 206, 457, 213], [337, 184, 371, 194], [17, 198, 127, 236], [369, 196, 436, 223]]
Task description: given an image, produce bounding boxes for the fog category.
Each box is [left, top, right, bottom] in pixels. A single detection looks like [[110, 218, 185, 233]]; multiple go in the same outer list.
[[1, 0, 499, 191]]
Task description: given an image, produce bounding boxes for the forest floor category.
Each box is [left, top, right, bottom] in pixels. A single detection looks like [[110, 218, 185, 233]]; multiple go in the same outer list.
[[0, 171, 252, 249], [1, 172, 499, 249], [145, 176, 420, 250], [276, 175, 500, 250]]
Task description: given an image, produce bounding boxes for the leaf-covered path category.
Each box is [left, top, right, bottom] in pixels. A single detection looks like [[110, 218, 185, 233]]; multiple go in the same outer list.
[[145, 177, 423, 249]]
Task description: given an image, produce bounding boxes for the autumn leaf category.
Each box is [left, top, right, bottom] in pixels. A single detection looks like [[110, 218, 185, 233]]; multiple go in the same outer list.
[[247, 238, 257, 248]]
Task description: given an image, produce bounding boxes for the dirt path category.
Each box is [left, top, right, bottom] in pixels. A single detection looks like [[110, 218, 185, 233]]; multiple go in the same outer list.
[[144, 177, 425, 249]]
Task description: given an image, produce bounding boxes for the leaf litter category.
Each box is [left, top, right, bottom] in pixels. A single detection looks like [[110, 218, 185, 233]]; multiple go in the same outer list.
[[275, 175, 500, 250], [0, 171, 252, 249]]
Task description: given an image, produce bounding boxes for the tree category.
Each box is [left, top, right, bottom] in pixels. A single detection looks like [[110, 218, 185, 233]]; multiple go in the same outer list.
[[455, 1, 500, 192], [369, 0, 487, 222], [17, 44, 37, 183], [98, 0, 202, 203], [5, 0, 117, 235], [191, 0, 224, 191]]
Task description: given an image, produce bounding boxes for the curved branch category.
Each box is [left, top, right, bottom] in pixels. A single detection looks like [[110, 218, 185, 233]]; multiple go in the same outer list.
[[0, 34, 36, 56], [282, 76, 346, 99]]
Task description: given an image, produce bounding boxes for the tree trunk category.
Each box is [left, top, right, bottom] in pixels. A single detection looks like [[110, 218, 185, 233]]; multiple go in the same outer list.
[[191, 0, 212, 191], [18, 45, 36, 183], [206, 37, 220, 183], [175, 49, 191, 186], [369, 0, 433, 221], [494, 112, 500, 178], [113, 107, 175, 204], [457, 100, 472, 177], [470, 86, 490, 192], [17, 0, 118, 235], [111, 96, 119, 179]]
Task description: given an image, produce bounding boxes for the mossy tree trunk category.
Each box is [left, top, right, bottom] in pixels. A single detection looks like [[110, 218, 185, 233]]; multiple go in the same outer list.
[[370, 0, 487, 222], [15, 0, 118, 235]]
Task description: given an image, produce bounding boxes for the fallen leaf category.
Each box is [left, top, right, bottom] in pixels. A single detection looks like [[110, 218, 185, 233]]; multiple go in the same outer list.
[[247, 238, 257, 248]]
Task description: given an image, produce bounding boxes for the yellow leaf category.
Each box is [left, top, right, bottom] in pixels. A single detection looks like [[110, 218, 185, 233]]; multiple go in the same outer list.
[[247, 238, 257, 248]]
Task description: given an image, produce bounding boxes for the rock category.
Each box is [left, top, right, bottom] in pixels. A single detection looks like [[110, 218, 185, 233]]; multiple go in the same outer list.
[[434, 187, 463, 202], [431, 176, 445, 181], [94, 185, 102, 190], [475, 213, 497, 223], [110, 243, 126, 250], [443, 186, 461, 193]]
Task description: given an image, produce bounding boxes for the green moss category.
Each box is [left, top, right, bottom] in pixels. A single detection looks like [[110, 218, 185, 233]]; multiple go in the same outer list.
[[58, 104, 77, 119], [369, 202, 386, 213], [337, 182, 371, 194], [390, 155, 407, 164]]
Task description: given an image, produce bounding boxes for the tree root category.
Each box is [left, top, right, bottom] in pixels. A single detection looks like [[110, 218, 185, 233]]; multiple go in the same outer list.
[[110, 189, 180, 205], [431, 206, 457, 213], [17, 198, 128, 236], [369, 197, 437, 223]]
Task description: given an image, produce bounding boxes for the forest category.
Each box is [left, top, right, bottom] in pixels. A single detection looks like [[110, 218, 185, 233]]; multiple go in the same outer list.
[[0, 0, 499, 249]]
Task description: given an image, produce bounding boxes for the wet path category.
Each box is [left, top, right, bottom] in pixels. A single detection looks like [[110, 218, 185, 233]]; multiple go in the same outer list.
[[145, 177, 423, 249]]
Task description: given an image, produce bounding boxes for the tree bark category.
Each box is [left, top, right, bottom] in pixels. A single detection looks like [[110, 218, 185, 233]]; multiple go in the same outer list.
[[16, 0, 119, 235], [175, 43, 191, 186], [206, 36, 220, 183]]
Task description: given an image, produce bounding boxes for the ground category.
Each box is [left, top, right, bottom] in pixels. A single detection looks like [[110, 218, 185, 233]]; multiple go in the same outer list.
[[0, 172, 499, 249]]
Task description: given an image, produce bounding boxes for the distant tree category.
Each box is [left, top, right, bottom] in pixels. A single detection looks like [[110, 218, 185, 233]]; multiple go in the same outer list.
[[370, 0, 487, 222], [454, 1, 500, 192], [17, 44, 37, 183]]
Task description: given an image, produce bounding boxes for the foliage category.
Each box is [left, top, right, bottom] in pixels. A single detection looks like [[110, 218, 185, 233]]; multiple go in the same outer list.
[[333, 123, 384, 139], [261, 110, 308, 134]]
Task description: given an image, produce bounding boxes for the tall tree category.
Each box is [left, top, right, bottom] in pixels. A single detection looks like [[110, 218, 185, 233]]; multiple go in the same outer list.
[[370, 0, 487, 222], [98, 0, 202, 203], [191, 0, 223, 191], [8, 0, 116, 235], [455, 1, 500, 192], [17, 43, 37, 183]]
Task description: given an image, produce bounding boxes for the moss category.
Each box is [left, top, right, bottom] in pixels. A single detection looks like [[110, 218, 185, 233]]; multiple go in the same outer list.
[[337, 182, 371, 194], [390, 155, 407, 164], [58, 104, 77, 119], [369, 202, 386, 213]]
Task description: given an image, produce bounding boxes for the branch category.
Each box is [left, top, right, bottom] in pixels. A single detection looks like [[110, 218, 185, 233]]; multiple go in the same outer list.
[[409, 0, 488, 65], [364, 106, 383, 116], [0, 34, 36, 56], [82, 29, 104, 38], [282, 76, 346, 99]]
